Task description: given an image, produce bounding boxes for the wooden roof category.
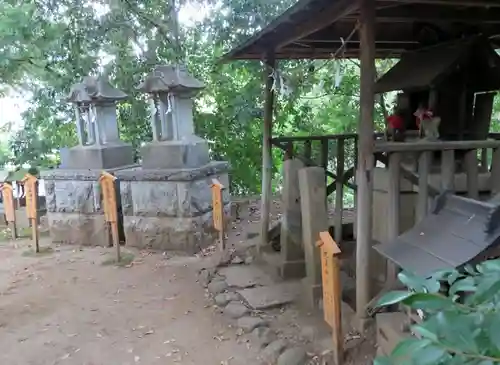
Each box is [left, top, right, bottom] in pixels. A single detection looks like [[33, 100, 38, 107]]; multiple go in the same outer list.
[[374, 37, 500, 93], [224, 0, 500, 60]]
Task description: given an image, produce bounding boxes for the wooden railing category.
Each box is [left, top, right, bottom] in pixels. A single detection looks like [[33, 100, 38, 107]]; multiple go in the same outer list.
[[271, 133, 366, 243], [374, 139, 500, 282]]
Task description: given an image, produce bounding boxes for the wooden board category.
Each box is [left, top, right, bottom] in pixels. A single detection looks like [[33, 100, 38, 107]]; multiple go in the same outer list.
[[317, 231, 341, 327], [211, 179, 224, 232], [317, 231, 343, 364], [22, 174, 38, 220], [2, 184, 15, 223], [99, 172, 117, 223]]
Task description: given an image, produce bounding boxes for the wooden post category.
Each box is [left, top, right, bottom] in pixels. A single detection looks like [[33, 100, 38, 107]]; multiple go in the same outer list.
[[417, 151, 431, 222], [259, 54, 276, 255], [99, 172, 120, 262], [387, 152, 401, 284], [491, 147, 500, 196], [464, 149, 479, 200], [304, 140, 312, 161], [441, 150, 455, 192], [211, 179, 226, 252], [285, 142, 294, 160], [317, 231, 343, 365], [2, 183, 17, 239], [23, 174, 39, 253], [335, 138, 345, 244], [356, 0, 376, 325]]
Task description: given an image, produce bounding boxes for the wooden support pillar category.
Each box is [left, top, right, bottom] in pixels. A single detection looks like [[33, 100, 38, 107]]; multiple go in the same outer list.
[[335, 138, 345, 244], [464, 149, 479, 200], [491, 147, 500, 196], [441, 150, 455, 192], [417, 151, 431, 222], [356, 0, 376, 326], [259, 55, 276, 255], [386, 152, 401, 284]]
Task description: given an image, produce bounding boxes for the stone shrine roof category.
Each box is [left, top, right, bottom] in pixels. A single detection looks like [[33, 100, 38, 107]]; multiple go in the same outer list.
[[137, 65, 204, 94], [67, 76, 127, 103]]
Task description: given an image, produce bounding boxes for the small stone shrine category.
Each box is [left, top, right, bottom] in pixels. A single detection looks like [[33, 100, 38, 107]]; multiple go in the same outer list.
[[115, 65, 230, 253], [42, 75, 135, 245]]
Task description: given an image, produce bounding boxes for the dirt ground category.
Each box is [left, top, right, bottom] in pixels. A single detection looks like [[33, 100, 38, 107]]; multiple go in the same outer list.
[[0, 198, 375, 365], [0, 238, 260, 365]]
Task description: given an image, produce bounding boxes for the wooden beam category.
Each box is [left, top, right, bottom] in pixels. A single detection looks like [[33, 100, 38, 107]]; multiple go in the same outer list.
[[356, 0, 376, 328], [259, 54, 276, 255], [346, 3, 500, 23], [275, 0, 358, 49], [381, 0, 500, 7]]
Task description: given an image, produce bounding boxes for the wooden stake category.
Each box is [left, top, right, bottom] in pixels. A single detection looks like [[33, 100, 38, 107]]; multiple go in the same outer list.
[[2, 183, 17, 240], [23, 174, 39, 252], [211, 179, 226, 252], [317, 231, 343, 365], [99, 172, 120, 262]]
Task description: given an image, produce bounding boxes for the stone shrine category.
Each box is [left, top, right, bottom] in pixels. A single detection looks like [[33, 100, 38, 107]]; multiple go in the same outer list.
[[115, 65, 230, 253], [42, 75, 135, 245]]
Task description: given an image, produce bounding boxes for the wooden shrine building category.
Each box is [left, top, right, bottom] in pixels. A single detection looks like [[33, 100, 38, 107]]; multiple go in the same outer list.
[[223, 0, 500, 331]]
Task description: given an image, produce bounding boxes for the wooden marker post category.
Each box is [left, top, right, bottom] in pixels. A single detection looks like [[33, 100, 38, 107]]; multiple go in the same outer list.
[[211, 179, 226, 251], [99, 172, 120, 262], [2, 183, 17, 239], [23, 174, 39, 252], [317, 231, 343, 365]]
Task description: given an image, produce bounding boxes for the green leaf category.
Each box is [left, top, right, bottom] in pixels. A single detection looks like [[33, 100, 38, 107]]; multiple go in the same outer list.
[[411, 345, 447, 365], [402, 293, 453, 311], [376, 290, 413, 308], [391, 338, 432, 359], [412, 324, 439, 342], [373, 356, 393, 365], [398, 271, 427, 292], [449, 277, 477, 296]]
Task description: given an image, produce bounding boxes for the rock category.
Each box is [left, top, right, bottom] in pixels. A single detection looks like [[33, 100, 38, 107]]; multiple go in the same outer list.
[[219, 266, 273, 288], [231, 256, 244, 265], [237, 316, 267, 333], [207, 280, 228, 295], [299, 326, 319, 343], [244, 256, 254, 265], [252, 327, 277, 348], [214, 292, 240, 307], [223, 302, 249, 319], [261, 339, 288, 364], [238, 282, 301, 310], [277, 347, 308, 365], [198, 268, 213, 288]]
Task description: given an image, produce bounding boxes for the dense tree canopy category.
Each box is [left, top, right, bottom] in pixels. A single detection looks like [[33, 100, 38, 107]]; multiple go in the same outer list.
[[0, 0, 463, 194]]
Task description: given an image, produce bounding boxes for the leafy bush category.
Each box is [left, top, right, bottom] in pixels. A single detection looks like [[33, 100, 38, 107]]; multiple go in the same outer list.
[[374, 259, 500, 365]]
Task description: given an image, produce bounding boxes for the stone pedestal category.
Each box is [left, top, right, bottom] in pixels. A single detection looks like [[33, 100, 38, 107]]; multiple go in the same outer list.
[[42, 167, 134, 246], [115, 161, 230, 254], [65, 143, 134, 170]]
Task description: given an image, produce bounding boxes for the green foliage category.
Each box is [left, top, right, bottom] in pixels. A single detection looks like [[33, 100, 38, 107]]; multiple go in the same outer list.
[[375, 261, 500, 365], [0, 0, 385, 194]]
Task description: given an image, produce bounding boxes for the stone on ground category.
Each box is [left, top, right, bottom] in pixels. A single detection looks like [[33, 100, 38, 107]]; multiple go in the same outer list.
[[207, 279, 228, 295], [277, 347, 308, 365], [238, 281, 301, 310], [218, 266, 273, 288], [260, 339, 288, 364], [223, 302, 249, 319], [198, 268, 213, 287], [214, 292, 240, 307], [237, 316, 267, 333], [252, 327, 277, 348]]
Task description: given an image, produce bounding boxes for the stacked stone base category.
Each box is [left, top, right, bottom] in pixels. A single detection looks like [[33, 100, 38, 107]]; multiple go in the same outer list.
[[123, 213, 213, 254], [47, 212, 109, 246], [116, 161, 230, 254], [42, 167, 135, 247]]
